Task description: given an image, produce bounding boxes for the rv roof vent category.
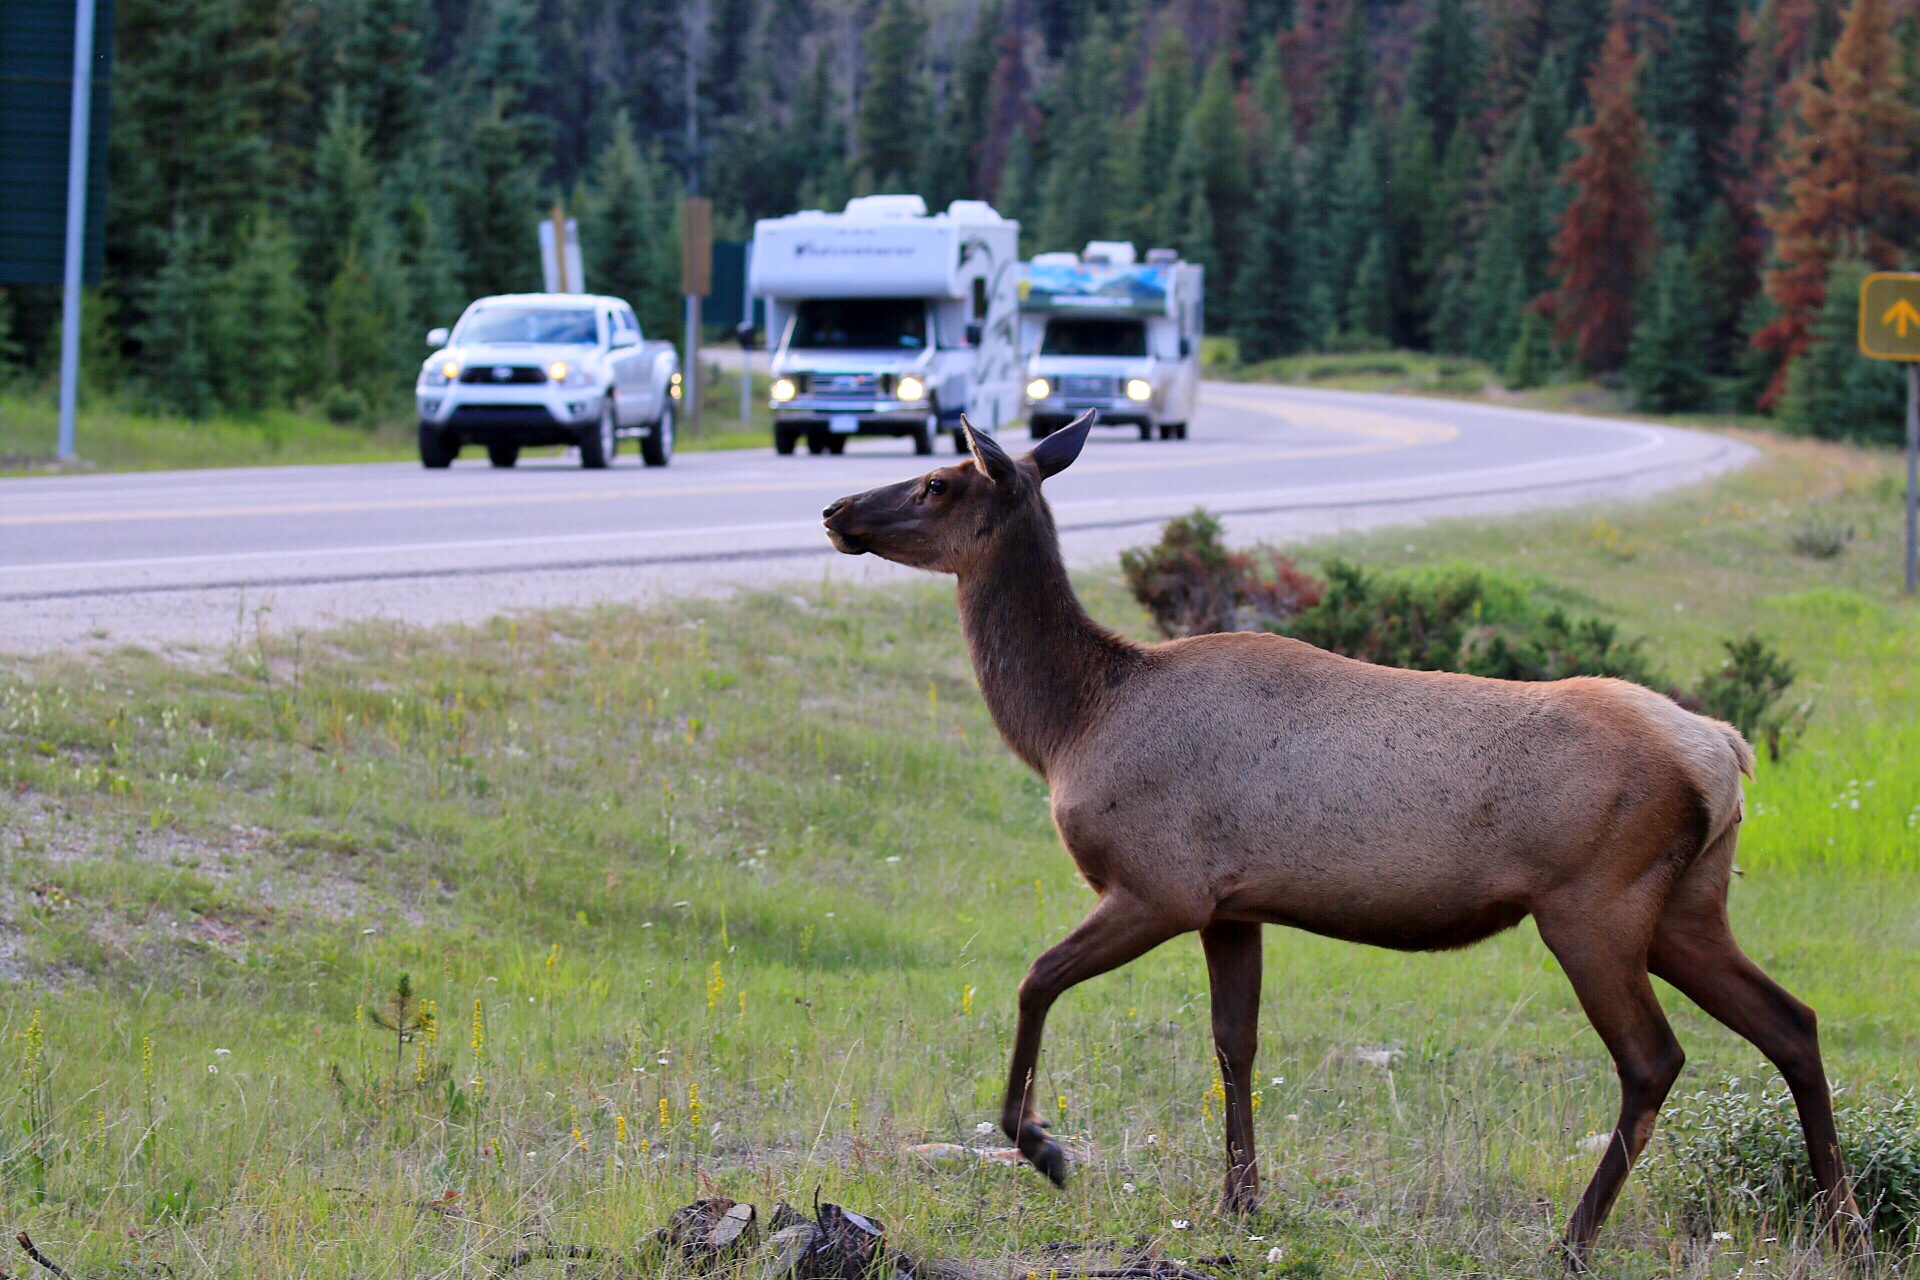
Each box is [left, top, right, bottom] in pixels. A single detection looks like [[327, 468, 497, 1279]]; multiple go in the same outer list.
[[1082, 240, 1137, 266], [944, 199, 1005, 222], [1144, 247, 1179, 264], [844, 194, 929, 219], [1031, 251, 1080, 266]]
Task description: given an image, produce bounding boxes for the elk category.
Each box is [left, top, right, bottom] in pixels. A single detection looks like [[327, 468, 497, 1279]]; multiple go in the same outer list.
[[820, 411, 1869, 1268]]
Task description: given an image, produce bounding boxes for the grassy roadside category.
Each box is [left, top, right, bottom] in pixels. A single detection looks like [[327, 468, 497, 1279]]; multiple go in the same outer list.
[[0, 365, 773, 476], [0, 432, 1914, 1278]]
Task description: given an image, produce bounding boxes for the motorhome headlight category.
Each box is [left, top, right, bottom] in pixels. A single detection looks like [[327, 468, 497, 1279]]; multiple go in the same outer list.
[[1125, 378, 1153, 402], [425, 359, 458, 387], [771, 376, 797, 402], [1026, 377, 1051, 401], [896, 374, 925, 402]]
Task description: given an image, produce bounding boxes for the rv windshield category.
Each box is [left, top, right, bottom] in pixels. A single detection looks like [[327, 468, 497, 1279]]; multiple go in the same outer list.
[[790, 299, 928, 351], [1041, 317, 1148, 358], [460, 308, 600, 345]]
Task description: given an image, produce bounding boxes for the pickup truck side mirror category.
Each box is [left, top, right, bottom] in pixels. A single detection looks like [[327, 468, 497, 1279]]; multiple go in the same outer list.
[[427, 327, 451, 348], [735, 322, 757, 349], [965, 322, 983, 346], [1179, 337, 1192, 358]]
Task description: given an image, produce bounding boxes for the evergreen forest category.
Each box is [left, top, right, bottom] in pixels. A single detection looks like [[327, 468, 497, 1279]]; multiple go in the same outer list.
[[3, 0, 1918, 441]]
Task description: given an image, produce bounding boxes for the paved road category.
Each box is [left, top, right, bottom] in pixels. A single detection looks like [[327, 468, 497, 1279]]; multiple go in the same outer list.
[[0, 383, 1752, 653]]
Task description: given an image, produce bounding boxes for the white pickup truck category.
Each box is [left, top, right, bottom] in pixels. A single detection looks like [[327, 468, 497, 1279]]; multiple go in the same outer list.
[[1019, 243, 1203, 441], [415, 293, 681, 469]]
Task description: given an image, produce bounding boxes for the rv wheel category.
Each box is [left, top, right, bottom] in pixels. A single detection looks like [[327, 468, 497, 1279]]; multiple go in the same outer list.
[[806, 428, 828, 455], [775, 424, 798, 455], [912, 412, 935, 456], [952, 429, 970, 454]]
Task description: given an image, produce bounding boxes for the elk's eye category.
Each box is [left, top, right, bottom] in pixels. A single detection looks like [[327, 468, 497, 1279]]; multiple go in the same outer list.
[[926, 478, 947, 496]]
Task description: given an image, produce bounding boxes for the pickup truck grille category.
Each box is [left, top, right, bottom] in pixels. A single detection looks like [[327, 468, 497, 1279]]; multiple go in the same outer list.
[[807, 373, 885, 399], [1058, 375, 1117, 396], [459, 365, 547, 385]]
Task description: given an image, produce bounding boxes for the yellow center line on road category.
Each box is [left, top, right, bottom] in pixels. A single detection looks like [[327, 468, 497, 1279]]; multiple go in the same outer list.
[[0, 394, 1456, 528]]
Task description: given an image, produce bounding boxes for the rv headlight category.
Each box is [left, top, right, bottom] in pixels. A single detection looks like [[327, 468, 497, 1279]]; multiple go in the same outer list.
[[896, 374, 925, 402], [1125, 378, 1153, 402], [1026, 377, 1051, 401], [771, 376, 797, 402]]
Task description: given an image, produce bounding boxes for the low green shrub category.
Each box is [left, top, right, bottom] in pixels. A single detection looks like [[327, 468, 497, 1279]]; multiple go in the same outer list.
[[1653, 1081, 1920, 1242], [323, 386, 368, 426], [1692, 634, 1810, 761]]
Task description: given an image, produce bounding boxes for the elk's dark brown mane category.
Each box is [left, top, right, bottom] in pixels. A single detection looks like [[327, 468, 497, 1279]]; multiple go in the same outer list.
[[954, 485, 1140, 773]]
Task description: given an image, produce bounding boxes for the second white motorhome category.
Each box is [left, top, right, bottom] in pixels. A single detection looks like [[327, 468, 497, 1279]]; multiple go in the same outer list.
[[750, 195, 1022, 456], [1018, 242, 1203, 440]]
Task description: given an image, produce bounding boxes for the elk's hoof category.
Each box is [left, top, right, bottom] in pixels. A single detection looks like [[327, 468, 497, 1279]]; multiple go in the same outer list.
[[1018, 1121, 1068, 1187]]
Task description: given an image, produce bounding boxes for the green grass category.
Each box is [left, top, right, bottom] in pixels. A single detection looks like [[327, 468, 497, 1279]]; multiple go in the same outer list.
[[0, 364, 772, 475], [0, 432, 1914, 1278]]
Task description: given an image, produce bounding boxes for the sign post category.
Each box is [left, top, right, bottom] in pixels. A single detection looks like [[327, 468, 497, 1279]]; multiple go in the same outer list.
[[56, 0, 101, 461], [538, 205, 584, 294], [1858, 273, 1920, 594], [681, 197, 713, 436]]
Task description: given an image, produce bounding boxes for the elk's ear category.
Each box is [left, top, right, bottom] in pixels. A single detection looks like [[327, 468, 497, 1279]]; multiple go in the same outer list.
[[963, 416, 1018, 485], [1032, 409, 1096, 478]]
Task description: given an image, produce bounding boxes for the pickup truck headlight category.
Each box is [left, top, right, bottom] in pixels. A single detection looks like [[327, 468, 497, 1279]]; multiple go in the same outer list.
[[424, 360, 458, 387], [896, 375, 925, 402], [549, 361, 594, 387], [1126, 378, 1153, 402], [771, 377, 797, 402], [1026, 377, 1050, 401]]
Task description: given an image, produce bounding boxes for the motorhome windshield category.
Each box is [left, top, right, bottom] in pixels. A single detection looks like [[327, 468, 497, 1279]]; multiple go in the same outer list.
[[791, 299, 928, 351], [461, 308, 599, 345], [1040, 317, 1148, 358]]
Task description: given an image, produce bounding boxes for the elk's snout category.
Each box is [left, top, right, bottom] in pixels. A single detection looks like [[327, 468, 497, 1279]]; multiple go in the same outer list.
[[822, 494, 869, 555]]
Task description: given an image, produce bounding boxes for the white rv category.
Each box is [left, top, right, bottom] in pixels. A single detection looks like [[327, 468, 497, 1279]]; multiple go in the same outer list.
[[750, 195, 1021, 456], [1019, 242, 1203, 440]]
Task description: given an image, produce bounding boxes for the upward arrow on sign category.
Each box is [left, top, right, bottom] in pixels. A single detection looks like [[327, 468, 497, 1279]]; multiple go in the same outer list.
[[1883, 298, 1920, 338]]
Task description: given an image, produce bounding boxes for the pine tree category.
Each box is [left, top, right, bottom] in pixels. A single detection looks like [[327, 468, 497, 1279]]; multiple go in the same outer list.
[[1469, 115, 1551, 361], [1407, 0, 1481, 149], [1642, 0, 1745, 246], [1233, 141, 1303, 363], [1036, 17, 1123, 251], [580, 110, 679, 336], [451, 93, 545, 298], [213, 214, 308, 414], [785, 50, 850, 212], [1545, 24, 1653, 373], [1755, 0, 1920, 407], [856, 0, 929, 188], [134, 216, 217, 417], [1325, 127, 1384, 332], [0, 290, 19, 380], [1324, 0, 1372, 137], [1782, 257, 1906, 441], [1346, 234, 1393, 344], [1628, 245, 1711, 411], [995, 126, 1039, 235], [1387, 112, 1441, 343], [1504, 307, 1552, 388], [1131, 30, 1194, 245], [304, 88, 380, 298], [337, 0, 429, 166]]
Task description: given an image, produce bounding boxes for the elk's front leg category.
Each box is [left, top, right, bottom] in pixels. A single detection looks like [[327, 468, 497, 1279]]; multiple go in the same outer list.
[[1001, 891, 1180, 1185], [1201, 920, 1263, 1214]]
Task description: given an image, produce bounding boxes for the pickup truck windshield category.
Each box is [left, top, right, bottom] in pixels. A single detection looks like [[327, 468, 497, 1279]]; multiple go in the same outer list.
[[791, 299, 927, 350], [1041, 318, 1148, 358], [461, 308, 599, 345]]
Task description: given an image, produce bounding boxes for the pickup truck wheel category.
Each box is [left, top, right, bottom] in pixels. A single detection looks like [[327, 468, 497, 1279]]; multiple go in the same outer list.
[[775, 425, 799, 455], [641, 405, 674, 467], [1137, 422, 1154, 441], [419, 423, 458, 468], [1172, 422, 1189, 440], [1157, 423, 1176, 440], [487, 443, 520, 468], [580, 399, 616, 469], [912, 412, 935, 455]]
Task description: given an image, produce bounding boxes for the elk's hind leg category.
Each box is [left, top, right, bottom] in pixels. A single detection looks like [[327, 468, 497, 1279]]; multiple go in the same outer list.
[[1201, 920, 1262, 1214], [1001, 891, 1184, 1186], [1536, 910, 1685, 1270], [1650, 862, 1871, 1261]]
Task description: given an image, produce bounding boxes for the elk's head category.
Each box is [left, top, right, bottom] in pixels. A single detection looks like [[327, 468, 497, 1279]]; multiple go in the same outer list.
[[821, 410, 1096, 575]]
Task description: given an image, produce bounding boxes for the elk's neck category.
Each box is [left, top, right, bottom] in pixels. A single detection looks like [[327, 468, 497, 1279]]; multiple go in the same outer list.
[[955, 506, 1138, 776]]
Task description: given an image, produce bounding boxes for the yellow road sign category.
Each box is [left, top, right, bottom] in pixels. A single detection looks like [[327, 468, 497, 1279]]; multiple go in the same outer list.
[[1859, 272, 1920, 360]]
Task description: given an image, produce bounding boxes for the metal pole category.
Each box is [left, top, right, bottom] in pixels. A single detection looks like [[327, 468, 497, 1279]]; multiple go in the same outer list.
[[684, 293, 700, 436], [1906, 363, 1917, 595], [57, 0, 99, 461]]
